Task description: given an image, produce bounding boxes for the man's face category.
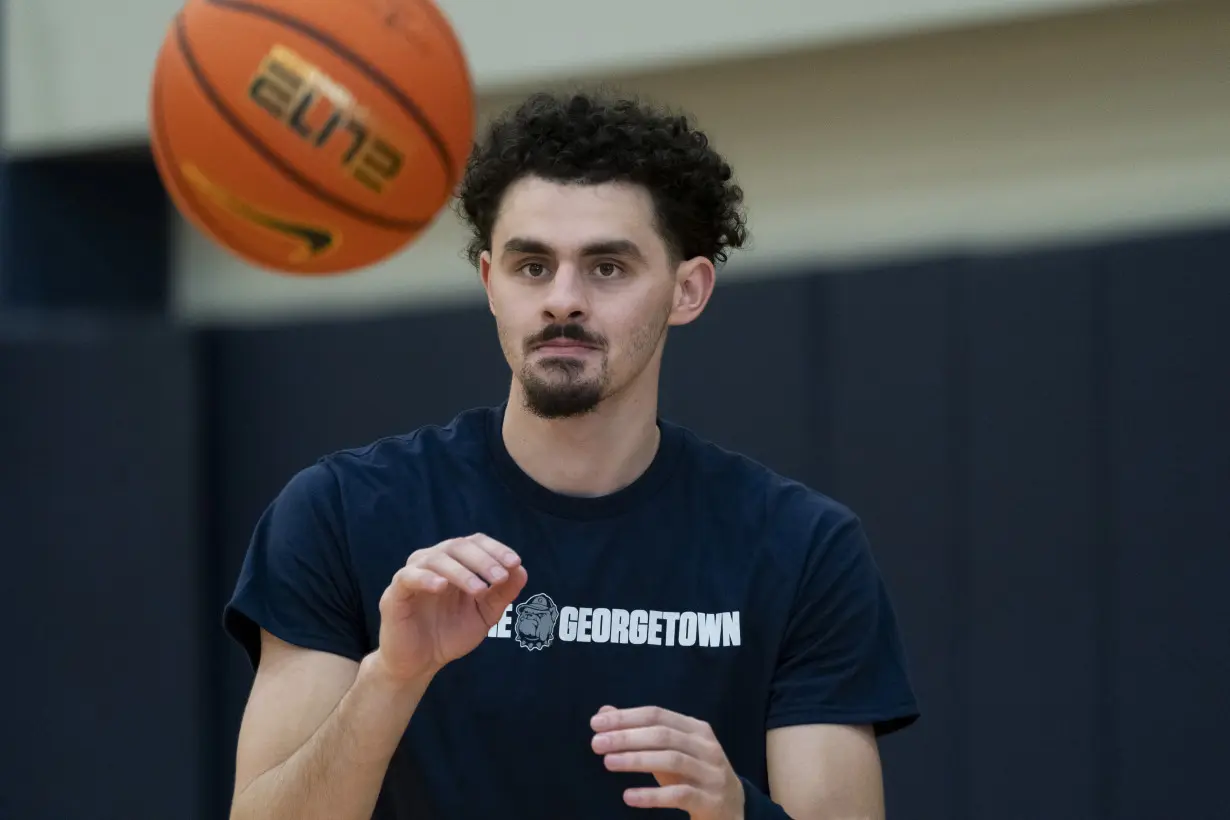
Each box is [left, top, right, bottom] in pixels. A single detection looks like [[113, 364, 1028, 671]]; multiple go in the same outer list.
[[480, 176, 709, 419]]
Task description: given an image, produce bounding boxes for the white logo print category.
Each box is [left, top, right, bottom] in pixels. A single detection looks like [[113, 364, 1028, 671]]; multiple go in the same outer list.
[[512, 592, 560, 651], [488, 593, 742, 651]]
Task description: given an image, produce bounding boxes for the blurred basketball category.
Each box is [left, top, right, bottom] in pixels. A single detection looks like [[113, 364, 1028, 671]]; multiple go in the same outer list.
[[149, 0, 475, 275]]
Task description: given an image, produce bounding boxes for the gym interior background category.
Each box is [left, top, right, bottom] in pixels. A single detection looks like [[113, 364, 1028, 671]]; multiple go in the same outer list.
[[3, 0, 1228, 817]]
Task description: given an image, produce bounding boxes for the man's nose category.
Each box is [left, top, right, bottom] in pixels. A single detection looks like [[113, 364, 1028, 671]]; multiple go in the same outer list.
[[541, 265, 588, 322]]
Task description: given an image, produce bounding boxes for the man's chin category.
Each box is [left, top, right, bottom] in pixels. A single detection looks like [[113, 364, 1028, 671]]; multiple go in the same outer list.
[[529, 355, 593, 375], [526, 401, 600, 420], [519, 377, 604, 419]]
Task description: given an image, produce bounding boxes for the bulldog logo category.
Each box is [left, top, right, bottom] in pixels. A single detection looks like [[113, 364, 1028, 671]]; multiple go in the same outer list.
[[513, 593, 559, 651]]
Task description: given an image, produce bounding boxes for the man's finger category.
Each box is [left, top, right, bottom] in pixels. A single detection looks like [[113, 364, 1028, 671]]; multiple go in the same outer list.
[[445, 537, 511, 586], [421, 552, 490, 594], [602, 749, 713, 782], [622, 783, 711, 812], [478, 565, 528, 610], [386, 566, 447, 600], [590, 705, 708, 736], [591, 725, 716, 761], [468, 533, 522, 569]]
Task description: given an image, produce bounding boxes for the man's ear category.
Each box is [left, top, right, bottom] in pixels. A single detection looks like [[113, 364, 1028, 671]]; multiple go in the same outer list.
[[668, 256, 717, 328], [480, 250, 496, 315]]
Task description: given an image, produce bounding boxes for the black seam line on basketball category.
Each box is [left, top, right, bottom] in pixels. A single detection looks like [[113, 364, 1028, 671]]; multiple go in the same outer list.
[[204, 0, 458, 188], [154, 41, 251, 255], [174, 13, 427, 233], [414, 0, 472, 136]]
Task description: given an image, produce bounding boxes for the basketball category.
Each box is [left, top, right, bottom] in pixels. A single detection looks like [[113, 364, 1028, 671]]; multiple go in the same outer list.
[[149, 0, 475, 275]]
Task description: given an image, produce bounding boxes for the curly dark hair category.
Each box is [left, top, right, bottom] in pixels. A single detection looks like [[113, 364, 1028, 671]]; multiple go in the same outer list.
[[454, 90, 748, 269]]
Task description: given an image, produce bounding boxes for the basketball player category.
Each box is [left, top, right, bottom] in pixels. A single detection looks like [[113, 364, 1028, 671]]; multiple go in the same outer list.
[[224, 92, 919, 820]]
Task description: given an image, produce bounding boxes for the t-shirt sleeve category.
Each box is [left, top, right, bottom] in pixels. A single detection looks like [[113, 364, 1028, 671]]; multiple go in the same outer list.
[[767, 514, 919, 736], [223, 460, 369, 670]]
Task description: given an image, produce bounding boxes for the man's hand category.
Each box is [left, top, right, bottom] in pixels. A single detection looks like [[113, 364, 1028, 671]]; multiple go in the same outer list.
[[590, 705, 745, 819], [375, 534, 527, 683]]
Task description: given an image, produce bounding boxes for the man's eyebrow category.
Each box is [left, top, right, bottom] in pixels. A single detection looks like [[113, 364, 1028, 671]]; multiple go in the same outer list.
[[501, 237, 646, 262], [502, 237, 555, 257], [579, 239, 645, 261]]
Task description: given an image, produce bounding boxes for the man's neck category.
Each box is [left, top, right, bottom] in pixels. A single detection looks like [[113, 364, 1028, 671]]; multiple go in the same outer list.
[[501, 385, 661, 498]]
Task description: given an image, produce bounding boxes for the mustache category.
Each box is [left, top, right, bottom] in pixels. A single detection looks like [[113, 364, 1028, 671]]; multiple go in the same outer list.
[[525, 323, 606, 350]]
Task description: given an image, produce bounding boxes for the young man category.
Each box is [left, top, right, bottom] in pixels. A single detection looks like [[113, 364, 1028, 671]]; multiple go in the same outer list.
[[224, 92, 918, 820]]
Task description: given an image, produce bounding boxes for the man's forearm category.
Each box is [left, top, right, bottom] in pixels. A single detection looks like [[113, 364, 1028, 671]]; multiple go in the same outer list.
[[231, 652, 431, 820]]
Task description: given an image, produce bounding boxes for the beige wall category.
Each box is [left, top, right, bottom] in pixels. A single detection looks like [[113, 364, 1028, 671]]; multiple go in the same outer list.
[[3, 0, 1134, 152], [173, 0, 1230, 324]]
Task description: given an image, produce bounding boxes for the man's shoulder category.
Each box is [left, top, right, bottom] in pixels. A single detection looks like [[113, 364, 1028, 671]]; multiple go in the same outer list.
[[328, 405, 493, 467], [302, 405, 497, 495], [669, 420, 860, 539]]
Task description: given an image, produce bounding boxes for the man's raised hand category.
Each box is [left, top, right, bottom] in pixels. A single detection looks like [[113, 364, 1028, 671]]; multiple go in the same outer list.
[[374, 534, 527, 682]]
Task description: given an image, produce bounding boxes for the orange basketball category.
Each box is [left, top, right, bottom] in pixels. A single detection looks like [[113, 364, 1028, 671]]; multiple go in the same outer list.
[[149, 0, 475, 275]]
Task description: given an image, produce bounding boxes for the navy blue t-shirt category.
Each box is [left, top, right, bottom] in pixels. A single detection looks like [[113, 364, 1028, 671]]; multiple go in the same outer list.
[[224, 405, 918, 818]]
